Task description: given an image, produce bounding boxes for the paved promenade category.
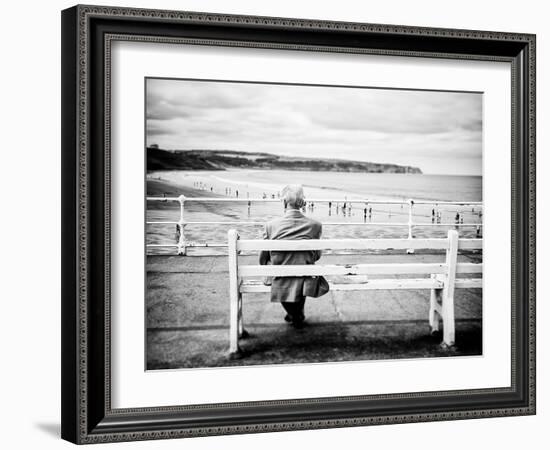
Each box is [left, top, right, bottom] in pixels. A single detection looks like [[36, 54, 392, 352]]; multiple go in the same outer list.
[[146, 252, 482, 369]]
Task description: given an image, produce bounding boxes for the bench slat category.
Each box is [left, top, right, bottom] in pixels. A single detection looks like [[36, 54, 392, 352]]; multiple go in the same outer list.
[[239, 263, 448, 277], [238, 262, 481, 277], [241, 278, 444, 292], [237, 238, 450, 251], [237, 238, 483, 251], [240, 278, 481, 292]]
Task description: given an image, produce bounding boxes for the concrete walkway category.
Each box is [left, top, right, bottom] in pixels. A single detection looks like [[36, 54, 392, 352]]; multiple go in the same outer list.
[[146, 252, 482, 369]]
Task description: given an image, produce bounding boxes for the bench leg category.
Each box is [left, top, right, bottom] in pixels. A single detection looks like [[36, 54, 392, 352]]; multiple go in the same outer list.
[[229, 292, 241, 356], [227, 230, 242, 357], [441, 291, 456, 348], [429, 282, 442, 335], [440, 230, 458, 349], [237, 294, 249, 338]]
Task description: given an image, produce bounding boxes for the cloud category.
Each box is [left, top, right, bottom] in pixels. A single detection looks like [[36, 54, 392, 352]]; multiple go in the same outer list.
[[145, 79, 483, 175], [146, 80, 265, 120], [305, 89, 482, 135]]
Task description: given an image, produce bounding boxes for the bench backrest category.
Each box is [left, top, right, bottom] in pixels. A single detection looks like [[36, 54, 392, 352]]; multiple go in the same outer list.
[[228, 229, 482, 280]]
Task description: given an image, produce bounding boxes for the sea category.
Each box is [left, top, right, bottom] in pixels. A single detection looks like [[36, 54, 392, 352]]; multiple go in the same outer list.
[[146, 170, 483, 254]]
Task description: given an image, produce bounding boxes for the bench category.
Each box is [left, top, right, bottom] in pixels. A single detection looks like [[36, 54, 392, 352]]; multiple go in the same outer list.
[[227, 229, 482, 356]]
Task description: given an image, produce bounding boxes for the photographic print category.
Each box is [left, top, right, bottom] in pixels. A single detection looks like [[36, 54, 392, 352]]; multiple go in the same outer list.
[[145, 78, 483, 370]]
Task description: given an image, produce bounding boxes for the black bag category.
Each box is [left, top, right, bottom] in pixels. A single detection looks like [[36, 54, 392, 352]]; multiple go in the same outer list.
[[302, 276, 330, 298]]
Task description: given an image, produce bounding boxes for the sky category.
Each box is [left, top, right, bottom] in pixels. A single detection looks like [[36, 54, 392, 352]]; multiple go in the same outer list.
[[146, 78, 483, 175]]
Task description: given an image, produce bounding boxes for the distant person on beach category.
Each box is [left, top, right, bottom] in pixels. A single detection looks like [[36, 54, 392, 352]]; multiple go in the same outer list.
[[259, 184, 323, 328]]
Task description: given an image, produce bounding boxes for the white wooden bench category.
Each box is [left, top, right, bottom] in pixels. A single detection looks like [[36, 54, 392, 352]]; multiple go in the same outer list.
[[227, 229, 482, 356]]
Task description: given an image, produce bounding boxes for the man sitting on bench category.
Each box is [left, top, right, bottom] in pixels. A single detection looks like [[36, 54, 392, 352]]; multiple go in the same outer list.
[[259, 184, 323, 328]]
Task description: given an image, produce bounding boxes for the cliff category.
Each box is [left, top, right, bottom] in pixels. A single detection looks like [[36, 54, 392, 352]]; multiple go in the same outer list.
[[147, 148, 422, 174]]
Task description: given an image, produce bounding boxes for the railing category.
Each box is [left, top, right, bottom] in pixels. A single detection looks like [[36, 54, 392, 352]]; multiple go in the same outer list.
[[146, 195, 483, 255]]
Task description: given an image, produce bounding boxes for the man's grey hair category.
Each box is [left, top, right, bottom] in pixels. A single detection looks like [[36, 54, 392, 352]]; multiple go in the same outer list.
[[281, 184, 306, 209]]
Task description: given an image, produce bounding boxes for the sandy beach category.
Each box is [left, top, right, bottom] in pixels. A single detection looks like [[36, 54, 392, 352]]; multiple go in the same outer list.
[[149, 169, 483, 201]]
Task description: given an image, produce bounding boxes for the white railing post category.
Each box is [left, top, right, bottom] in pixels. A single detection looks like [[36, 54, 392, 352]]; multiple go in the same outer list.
[[177, 194, 186, 223], [228, 229, 241, 356], [176, 195, 187, 256], [441, 229, 459, 347], [406, 198, 415, 254], [176, 222, 186, 255]]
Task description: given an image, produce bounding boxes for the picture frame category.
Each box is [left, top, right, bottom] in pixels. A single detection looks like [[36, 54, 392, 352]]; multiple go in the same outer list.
[[61, 4, 536, 444]]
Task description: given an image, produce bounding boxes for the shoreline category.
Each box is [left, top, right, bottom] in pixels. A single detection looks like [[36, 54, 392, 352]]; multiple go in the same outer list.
[[147, 169, 482, 203], [153, 171, 428, 203], [147, 170, 409, 202]]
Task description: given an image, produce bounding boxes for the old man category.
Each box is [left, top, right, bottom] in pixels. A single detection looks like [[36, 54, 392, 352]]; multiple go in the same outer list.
[[259, 184, 323, 327]]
